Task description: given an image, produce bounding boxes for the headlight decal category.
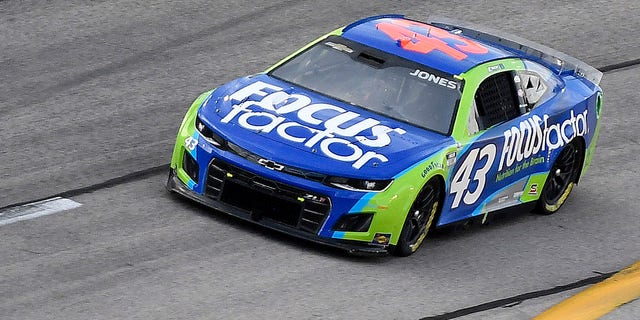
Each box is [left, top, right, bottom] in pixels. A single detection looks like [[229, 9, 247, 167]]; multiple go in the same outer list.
[[195, 116, 227, 149], [325, 177, 393, 192]]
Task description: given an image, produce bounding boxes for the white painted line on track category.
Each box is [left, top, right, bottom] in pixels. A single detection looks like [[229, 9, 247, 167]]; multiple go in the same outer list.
[[0, 197, 82, 227]]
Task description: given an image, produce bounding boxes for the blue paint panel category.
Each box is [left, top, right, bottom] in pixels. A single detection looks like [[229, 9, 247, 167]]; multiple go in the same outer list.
[[350, 193, 376, 212], [332, 231, 346, 239]]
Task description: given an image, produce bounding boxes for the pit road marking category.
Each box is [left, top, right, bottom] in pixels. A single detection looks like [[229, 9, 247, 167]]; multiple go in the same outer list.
[[0, 197, 82, 226]]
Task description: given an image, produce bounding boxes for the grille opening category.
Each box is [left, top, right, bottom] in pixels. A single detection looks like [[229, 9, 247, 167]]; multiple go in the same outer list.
[[332, 213, 373, 232], [206, 159, 331, 233], [182, 151, 199, 182], [221, 180, 302, 227]]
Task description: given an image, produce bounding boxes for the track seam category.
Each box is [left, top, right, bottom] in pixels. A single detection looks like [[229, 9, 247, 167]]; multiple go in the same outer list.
[[419, 272, 617, 319], [598, 58, 640, 73], [0, 164, 169, 211]]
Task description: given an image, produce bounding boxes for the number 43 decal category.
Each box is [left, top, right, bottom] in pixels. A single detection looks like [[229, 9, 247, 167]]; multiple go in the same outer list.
[[450, 144, 497, 209], [184, 136, 198, 151]]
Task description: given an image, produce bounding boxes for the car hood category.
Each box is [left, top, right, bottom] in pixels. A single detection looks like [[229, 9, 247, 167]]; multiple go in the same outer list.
[[198, 74, 452, 179]]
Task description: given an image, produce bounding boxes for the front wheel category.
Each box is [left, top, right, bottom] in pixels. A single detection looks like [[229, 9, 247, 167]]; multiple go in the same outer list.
[[536, 142, 582, 215], [392, 178, 442, 257]]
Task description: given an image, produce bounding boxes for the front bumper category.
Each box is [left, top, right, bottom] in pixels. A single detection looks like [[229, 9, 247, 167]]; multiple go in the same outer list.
[[166, 168, 389, 255]]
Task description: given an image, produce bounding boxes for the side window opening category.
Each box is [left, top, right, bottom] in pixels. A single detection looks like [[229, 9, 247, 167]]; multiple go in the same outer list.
[[517, 71, 548, 109], [467, 100, 480, 135], [473, 71, 521, 130], [520, 60, 560, 109]]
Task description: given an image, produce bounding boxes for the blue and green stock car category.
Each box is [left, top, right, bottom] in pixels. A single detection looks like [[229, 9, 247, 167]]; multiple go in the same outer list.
[[167, 15, 603, 256]]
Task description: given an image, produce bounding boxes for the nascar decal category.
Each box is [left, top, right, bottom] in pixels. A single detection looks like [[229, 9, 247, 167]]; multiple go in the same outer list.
[[220, 81, 407, 169], [450, 110, 588, 209]]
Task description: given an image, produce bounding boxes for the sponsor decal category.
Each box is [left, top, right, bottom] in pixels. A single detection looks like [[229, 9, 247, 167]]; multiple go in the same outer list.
[[529, 183, 539, 195], [421, 161, 444, 178], [498, 110, 588, 171], [220, 81, 407, 169], [373, 233, 391, 245], [495, 156, 544, 182]]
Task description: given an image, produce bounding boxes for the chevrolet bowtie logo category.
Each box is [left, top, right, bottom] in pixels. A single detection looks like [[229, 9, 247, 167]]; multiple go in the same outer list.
[[258, 158, 285, 171]]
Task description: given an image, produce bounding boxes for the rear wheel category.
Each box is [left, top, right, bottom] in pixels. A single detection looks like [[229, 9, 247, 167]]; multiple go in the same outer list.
[[392, 178, 442, 257], [536, 142, 582, 215]]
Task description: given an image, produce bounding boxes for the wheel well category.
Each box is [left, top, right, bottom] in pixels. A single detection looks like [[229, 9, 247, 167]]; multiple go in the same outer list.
[[571, 137, 586, 183], [425, 175, 446, 229]]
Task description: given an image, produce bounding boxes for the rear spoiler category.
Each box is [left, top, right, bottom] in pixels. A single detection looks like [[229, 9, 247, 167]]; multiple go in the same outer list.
[[426, 16, 603, 85]]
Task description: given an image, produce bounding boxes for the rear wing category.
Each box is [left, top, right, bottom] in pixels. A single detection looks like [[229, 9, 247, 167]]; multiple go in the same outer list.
[[426, 16, 603, 85]]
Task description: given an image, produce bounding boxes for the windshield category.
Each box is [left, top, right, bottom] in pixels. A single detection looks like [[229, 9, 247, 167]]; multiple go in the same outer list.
[[269, 36, 462, 134]]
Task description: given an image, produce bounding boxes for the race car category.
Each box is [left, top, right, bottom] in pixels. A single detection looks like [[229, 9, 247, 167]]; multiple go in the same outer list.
[[167, 15, 603, 256]]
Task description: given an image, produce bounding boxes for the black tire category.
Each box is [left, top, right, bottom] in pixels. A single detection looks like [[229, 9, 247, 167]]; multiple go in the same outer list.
[[392, 178, 442, 257], [536, 141, 583, 215]]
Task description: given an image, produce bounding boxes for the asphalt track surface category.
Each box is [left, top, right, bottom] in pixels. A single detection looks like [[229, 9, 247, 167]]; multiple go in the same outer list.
[[1, 1, 639, 319]]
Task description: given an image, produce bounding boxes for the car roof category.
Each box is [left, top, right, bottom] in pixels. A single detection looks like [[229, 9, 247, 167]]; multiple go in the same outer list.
[[341, 15, 515, 75]]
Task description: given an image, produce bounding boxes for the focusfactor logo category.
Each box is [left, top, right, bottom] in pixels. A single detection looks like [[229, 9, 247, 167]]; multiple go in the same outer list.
[[219, 81, 407, 169], [499, 110, 588, 171]]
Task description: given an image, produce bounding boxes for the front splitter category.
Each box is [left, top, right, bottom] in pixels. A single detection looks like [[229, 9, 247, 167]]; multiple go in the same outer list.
[[166, 168, 388, 255]]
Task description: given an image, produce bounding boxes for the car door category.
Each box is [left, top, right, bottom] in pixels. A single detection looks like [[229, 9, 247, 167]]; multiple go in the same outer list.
[[442, 67, 531, 225]]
